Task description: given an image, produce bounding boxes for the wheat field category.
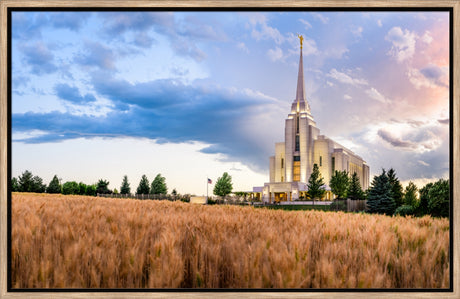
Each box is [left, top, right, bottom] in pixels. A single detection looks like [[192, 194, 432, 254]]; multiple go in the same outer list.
[[11, 192, 449, 289]]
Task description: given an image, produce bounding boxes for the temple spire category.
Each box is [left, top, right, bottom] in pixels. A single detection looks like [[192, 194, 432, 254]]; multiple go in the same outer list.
[[295, 34, 310, 113], [295, 34, 306, 103]]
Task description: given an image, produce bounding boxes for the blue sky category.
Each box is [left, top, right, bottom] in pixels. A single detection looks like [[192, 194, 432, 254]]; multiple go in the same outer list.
[[12, 11, 450, 195]]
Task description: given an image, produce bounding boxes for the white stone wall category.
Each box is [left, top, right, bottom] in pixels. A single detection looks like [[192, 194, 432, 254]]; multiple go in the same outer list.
[[269, 156, 275, 183], [299, 116, 308, 182], [313, 137, 332, 185], [285, 118, 294, 182], [275, 142, 285, 182]]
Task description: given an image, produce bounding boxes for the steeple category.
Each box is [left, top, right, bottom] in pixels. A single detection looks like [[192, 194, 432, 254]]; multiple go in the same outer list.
[[292, 34, 311, 114], [295, 34, 306, 103]]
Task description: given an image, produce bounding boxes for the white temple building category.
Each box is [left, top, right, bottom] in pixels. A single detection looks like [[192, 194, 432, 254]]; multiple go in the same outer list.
[[253, 36, 369, 203]]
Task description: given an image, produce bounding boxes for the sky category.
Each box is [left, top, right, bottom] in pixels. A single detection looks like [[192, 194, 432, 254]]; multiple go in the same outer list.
[[11, 10, 450, 195]]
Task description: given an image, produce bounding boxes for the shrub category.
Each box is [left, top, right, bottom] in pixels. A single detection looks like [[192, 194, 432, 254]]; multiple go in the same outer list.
[[394, 205, 415, 217]]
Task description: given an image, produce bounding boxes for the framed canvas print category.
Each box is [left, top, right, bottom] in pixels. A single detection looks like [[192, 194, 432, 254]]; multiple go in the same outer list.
[[0, 1, 458, 298]]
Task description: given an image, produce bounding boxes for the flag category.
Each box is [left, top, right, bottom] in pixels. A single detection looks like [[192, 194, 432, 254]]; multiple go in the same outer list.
[[208, 178, 212, 184]]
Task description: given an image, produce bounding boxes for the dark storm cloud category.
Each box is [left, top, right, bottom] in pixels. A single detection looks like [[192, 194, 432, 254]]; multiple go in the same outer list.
[[13, 76, 278, 171]]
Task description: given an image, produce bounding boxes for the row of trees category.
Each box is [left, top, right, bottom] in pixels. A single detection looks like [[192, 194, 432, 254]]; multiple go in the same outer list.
[[11, 170, 113, 196], [130, 174, 168, 195], [305, 165, 449, 218], [367, 169, 449, 218], [306, 164, 366, 201]]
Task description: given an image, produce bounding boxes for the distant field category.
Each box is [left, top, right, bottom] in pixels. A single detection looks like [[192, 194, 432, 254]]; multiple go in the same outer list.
[[11, 193, 450, 288]]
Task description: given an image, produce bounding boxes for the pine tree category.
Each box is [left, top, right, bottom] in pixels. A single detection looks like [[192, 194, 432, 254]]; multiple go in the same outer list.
[[307, 164, 326, 200], [213, 172, 233, 200], [367, 169, 395, 215], [46, 175, 61, 194], [96, 179, 111, 194], [136, 175, 150, 195], [329, 170, 349, 199], [403, 181, 418, 207], [11, 177, 19, 192], [151, 174, 167, 195], [120, 175, 131, 195], [18, 170, 34, 192], [347, 172, 365, 200], [387, 168, 404, 208]]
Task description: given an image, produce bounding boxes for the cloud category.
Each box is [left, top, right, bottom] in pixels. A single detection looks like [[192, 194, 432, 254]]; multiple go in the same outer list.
[[377, 19, 383, 27], [365, 88, 390, 104], [19, 41, 57, 75], [385, 27, 416, 62], [311, 12, 329, 24], [418, 160, 430, 167], [237, 42, 249, 54], [101, 12, 174, 36], [326, 69, 368, 86], [267, 47, 283, 62], [13, 75, 280, 172], [133, 32, 155, 48], [299, 19, 312, 30], [49, 12, 91, 31], [344, 94, 352, 100], [421, 31, 433, 44], [351, 26, 363, 38], [74, 41, 116, 70], [438, 119, 449, 125], [407, 65, 448, 89], [54, 83, 97, 104], [250, 15, 284, 44], [377, 124, 442, 153]]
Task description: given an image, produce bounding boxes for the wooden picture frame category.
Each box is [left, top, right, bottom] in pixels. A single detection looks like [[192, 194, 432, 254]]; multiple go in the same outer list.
[[1, 1, 458, 298]]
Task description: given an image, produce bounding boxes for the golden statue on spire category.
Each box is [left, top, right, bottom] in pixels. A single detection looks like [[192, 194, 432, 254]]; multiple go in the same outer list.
[[297, 34, 304, 50]]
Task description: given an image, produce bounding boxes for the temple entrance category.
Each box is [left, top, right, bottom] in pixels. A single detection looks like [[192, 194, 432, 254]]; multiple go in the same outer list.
[[274, 192, 287, 202]]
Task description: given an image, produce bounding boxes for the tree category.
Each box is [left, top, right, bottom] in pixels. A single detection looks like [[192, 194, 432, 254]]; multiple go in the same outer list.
[[150, 174, 167, 195], [307, 164, 326, 201], [403, 181, 418, 207], [427, 179, 449, 218], [85, 184, 97, 196], [46, 175, 61, 194], [96, 179, 112, 194], [62, 181, 79, 195], [347, 172, 365, 200], [18, 170, 34, 192], [387, 168, 404, 208], [78, 182, 87, 195], [11, 177, 19, 192], [171, 188, 178, 200], [329, 170, 349, 199], [136, 175, 150, 195], [113, 188, 119, 194], [120, 175, 131, 195], [18, 170, 45, 193], [366, 169, 395, 215], [32, 176, 46, 193], [417, 182, 433, 216], [213, 172, 233, 200]]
